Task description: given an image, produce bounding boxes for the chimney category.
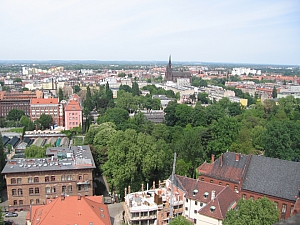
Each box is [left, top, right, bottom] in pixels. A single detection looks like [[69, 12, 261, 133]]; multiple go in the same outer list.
[[211, 190, 216, 200], [78, 194, 81, 200], [235, 154, 240, 161], [220, 154, 223, 166], [141, 183, 144, 192], [211, 154, 215, 163], [153, 181, 155, 189], [128, 185, 131, 194], [61, 193, 65, 201]]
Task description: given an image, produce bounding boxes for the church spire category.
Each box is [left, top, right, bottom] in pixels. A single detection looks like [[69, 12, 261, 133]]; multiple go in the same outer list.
[[169, 55, 171, 65]]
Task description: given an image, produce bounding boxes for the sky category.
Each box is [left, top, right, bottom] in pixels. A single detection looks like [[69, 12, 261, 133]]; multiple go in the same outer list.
[[0, 0, 299, 65]]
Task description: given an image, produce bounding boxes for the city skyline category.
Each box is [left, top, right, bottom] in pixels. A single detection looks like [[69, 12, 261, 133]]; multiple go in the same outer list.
[[0, 0, 299, 65]]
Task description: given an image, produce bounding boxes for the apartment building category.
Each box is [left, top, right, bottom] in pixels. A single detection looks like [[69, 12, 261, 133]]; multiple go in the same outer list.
[[1, 145, 95, 211], [30, 98, 64, 126], [64, 94, 82, 130]]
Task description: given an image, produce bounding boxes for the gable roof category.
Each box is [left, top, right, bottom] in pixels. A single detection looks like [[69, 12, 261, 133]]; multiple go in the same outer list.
[[242, 155, 300, 201], [173, 175, 239, 220], [27, 196, 111, 225], [198, 152, 251, 184], [65, 100, 82, 111]]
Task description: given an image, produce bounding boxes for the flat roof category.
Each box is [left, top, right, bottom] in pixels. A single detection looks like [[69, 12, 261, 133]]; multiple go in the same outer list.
[[2, 145, 95, 174]]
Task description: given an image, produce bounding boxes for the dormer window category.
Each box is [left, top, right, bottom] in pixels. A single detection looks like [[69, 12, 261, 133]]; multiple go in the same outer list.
[[204, 192, 209, 199], [193, 189, 198, 196], [210, 206, 216, 212]]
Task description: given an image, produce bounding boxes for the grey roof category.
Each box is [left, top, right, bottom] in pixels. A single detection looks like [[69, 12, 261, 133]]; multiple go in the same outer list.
[[7, 136, 20, 147], [2, 145, 95, 174], [242, 155, 300, 201], [2, 136, 10, 146]]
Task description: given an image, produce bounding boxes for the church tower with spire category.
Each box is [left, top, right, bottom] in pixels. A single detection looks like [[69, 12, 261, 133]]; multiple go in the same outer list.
[[165, 55, 172, 81]]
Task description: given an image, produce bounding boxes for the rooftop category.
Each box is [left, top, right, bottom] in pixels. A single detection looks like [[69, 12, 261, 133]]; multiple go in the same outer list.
[[2, 145, 95, 174]]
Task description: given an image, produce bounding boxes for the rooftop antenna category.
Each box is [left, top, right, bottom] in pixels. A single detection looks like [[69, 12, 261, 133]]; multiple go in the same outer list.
[[169, 152, 177, 222]]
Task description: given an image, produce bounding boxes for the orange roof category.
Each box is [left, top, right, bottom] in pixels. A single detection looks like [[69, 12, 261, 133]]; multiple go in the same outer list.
[[65, 100, 82, 111], [31, 98, 58, 104], [28, 196, 111, 225]]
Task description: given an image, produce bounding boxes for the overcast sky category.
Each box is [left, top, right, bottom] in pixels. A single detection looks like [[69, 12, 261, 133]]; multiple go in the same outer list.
[[0, 0, 299, 65]]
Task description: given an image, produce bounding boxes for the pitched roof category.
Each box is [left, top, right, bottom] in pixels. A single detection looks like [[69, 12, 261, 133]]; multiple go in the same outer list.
[[27, 196, 111, 225], [198, 152, 251, 183], [65, 100, 82, 111], [242, 155, 300, 201], [174, 175, 239, 220], [31, 98, 58, 104]]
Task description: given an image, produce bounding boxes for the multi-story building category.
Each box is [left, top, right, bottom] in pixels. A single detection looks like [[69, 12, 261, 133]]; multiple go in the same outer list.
[[26, 195, 111, 225], [1, 145, 95, 211], [64, 94, 82, 130], [30, 98, 64, 126], [197, 152, 300, 219], [123, 180, 185, 225], [0, 90, 42, 118]]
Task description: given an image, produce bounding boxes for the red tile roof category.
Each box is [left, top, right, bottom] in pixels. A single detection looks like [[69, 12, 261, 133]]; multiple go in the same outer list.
[[27, 196, 111, 225], [65, 100, 82, 111], [31, 98, 59, 104]]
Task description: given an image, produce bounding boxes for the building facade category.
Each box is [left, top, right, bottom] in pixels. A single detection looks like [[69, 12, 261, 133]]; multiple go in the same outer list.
[[64, 94, 82, 130], [197, 152, 300, 219], [30, 98, 64, 126], [2, 145, 95, 211], [165, 56, 192, 83]]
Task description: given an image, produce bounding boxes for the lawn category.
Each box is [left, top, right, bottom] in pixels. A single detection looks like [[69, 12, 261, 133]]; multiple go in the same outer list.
[[9, 128, 24, 133], [73, 136, 84, 146]]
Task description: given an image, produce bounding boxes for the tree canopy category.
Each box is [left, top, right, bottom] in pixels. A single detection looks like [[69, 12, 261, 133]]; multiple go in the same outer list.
[[223, 197, 280, 225], [6, 109, 25, 121], [169, 216, 192, 225]]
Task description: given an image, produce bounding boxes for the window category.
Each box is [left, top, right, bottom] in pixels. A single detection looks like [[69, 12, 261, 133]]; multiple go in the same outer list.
[[250, 196, 254, 201], [210, 180, 213, 183], [185, 207, 188, 211], [84, 185, 89, 191], [62, 186, 66, 193], [204, 192, 209, 199], [36, 199, 40, 204], [234, 186, 238, 191], [186, 198, 188, 203], [52, 187, 56, 193], [219, 182, 222, 185], [12, 189, 17, 196], [68, 185, 72, 192], [282, 204, 287, 213], [195, 201, 198, 205], [51, 176, 55, 181], [200, 202, 204, 207], [274, 202, 278, 209], [19, 200, 23, 205], [18, 189, 23, 196], [29, 188, 34, 195], [242, 194, 246, 200], [46, 187, 51, 194], [61, 175, 66, 181], [194, 210, 197, 214], [78, 185, 82, 191], [67, 175, 72, 180], [226, 184, 229, 186], [34, 177, 39, 183], [11, 178, 16, 184], [78, 175, 82, 181], [28, 177, 33, 183], [30, 199, 34, 205], [194, 219, 197, 224], [13, 200, 17, 205], [45, 176, 49, 182], [201, 178, 204, 181], [17, 178, 22, 184], [35, 187, 39, 194]]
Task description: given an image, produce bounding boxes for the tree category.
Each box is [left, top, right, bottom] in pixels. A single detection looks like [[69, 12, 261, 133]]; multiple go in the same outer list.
[[13, 78, 22, 83], [6, 109, 25, 121], [83, 85, 94, 115], [272, 86, 277, 98], [97, 108, 129, 130], [0, 133, 6, 191], [169, 216, 192, 225], [0, 207, 4, 225], [197, 92, 210, 104], [119, 84, 132, 93], [105, 82, 113, 101], [132, 82, 140, 96], [164, 101, 179, 126], [174, 104, 193, 127], [25, 145, 47, 158], [37, 114, 53, 129], [58, 88, 64, 101], [73, 85, 81, 93], [223, 197, 279, 225]]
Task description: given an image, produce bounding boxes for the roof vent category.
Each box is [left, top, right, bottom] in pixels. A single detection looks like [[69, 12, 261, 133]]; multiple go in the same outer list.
[[210, 206, 216, 212], [204, 192, 209, 198]]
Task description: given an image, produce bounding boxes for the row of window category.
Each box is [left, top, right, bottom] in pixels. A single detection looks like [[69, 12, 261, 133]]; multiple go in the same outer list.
[[12, 185, 89, 196], [13, 199, 40, 206], [69, 122, 79, 126], [11, 174, 76, 184]]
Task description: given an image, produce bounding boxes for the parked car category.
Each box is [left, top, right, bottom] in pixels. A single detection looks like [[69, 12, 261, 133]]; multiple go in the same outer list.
[[4, 212, 18, 217]]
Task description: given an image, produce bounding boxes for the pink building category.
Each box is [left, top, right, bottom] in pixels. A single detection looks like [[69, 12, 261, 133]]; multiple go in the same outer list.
[[64, 95, 82, 130]]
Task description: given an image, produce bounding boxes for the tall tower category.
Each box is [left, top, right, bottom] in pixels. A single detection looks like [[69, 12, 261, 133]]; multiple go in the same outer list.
[[165, 55, 172, 81]]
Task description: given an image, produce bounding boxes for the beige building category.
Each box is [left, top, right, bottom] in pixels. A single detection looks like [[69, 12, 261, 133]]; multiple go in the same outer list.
[[2, 145, 95, 211]]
